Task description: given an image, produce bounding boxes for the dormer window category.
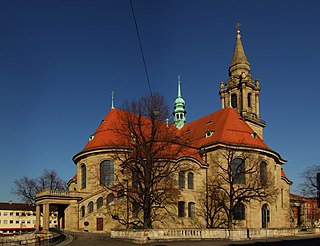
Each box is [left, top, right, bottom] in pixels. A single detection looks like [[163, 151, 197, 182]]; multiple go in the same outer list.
[[89, 135, 94, 141], [205, 130, 214, 138], [251, 132, 257, 138]]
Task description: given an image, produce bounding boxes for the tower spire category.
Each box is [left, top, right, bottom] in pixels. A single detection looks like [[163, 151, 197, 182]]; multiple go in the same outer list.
[[177, 75, 182, 97], [219, 24, 266, 139], [111, 91, 115, 109], [173, 75, 186, 129], [229, 22, 250, 78]]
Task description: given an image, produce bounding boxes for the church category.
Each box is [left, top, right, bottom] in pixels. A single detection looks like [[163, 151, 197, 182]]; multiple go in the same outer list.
[[35, 27, 292, 233]]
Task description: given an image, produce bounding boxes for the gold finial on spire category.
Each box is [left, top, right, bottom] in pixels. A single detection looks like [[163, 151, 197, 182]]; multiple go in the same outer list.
[[235, 22, 241, 33]]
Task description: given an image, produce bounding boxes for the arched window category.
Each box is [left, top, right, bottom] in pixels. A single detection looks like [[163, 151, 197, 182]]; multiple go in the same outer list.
[[88, 202, 94, 214], [81, 164, 86, 189], [231, 158, 245, 184], [188, 202, 195, 218], [97, 197, 103, 210], [178, 171, 185, 188], [178, 201, 185, 217], [248, 93, 252, 108], [262, 204, 270, 228], [117, 189, 124, 199], [260, 161, 267, 185], [132, 170, 139, 188], [187, 172, 194, 189], [231, 94, 237, 108], [132, 202, 140, 218], [106, 193, 114, 206], [234, 203, 245, 220], [100, 160, 114, 186], [80, 206, 85, 217]]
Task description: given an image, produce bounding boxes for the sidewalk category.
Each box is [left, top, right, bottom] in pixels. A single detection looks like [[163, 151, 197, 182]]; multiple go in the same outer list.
[[58, 231, 320, 246]]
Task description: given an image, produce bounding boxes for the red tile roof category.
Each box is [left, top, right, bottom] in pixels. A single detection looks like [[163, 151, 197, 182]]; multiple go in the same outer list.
[[81, 108, 270, 155], [182, 108, 270, 149], [290, 193, 305, 199], [82, 108, 130, 151], [83, 108, 269, 154], [0, 202, 36, 211], [80, 108, 204, 163], [281, 169, 287, 178]]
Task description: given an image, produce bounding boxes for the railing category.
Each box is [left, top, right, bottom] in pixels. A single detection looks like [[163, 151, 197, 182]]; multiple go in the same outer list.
[[0, 232, 66, 246], [111, 228, 299, 242], [36, 190, 82, 198]]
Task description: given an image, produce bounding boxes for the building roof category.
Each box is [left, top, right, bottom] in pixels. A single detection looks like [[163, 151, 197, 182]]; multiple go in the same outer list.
[[0, 202, 35, 211], [82, 108, 129, 152], [78, 108, 204, 164], [82, 108, 269, 153], [229, 28, 251, 77], [182, 108, 270, 150]]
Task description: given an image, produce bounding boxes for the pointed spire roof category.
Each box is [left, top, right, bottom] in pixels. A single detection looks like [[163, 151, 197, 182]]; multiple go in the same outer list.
[[111, 91, 115, 109], [229, 23, 251, 77], [173, 75, 186, 129]]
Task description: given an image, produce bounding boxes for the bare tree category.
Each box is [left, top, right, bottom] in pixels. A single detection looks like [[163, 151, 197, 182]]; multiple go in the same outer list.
[[200, 146, 277, 229], [300, 164, 320, 198], [105, 93, 190, 229], [12, 169, 68, 204]]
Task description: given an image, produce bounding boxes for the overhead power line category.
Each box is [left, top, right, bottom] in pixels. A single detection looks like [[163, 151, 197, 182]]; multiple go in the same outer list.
[[129, 0, 153, 96]]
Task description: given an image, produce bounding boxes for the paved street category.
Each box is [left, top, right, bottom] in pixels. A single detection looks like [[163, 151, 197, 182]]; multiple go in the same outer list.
[[59, 232, 320, 246]]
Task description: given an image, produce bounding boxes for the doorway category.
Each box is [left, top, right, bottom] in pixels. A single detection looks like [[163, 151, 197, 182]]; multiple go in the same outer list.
[[96, 218, 103, 231]]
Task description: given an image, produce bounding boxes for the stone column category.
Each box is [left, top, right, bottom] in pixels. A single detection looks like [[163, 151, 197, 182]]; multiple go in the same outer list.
[[43, 203, 50, 231], [241, 83, 247, 113], [36, 205, 41, 232], [256, 93, 260, 117], [221, 93, 225, 109], [57, 207, 65, 230]]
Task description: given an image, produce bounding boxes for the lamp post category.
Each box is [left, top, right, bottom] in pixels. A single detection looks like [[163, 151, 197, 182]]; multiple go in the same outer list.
[[123, 179, 129, 228], [317, 172, 320, 208]]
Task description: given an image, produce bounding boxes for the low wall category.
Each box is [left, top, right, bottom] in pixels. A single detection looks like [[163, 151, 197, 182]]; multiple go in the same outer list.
[[111, 228, 299, 243], [312, 227, 320, 234]]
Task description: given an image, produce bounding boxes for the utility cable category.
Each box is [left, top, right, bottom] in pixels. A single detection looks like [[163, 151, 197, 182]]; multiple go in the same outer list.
[[129, 0, 153, 96]]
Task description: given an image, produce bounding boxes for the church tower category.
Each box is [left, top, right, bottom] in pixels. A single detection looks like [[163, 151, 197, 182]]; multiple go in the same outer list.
[[219, 24, 266, 139], [173, 75, 186, 129]]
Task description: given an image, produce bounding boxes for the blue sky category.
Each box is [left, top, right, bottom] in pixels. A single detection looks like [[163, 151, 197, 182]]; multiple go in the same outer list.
[[0, 0, 319, 202]]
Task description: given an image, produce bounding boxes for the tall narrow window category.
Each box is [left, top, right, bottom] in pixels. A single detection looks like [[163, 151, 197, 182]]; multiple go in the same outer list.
[[132, 202, 140, 218], [81, 164, 86, 189], [248, 93, 252, 108], [260, 161, 267, 185], [234, 203, 245, 220], [188, 172, 194, 189], [80, 206, 85, 217], [231, 94, 237, 108], [132, 170, 139, 188], [178, 171, 185, 188], [231, 158, 245, 184], [188, 202, 195, 218], [281, 189, 284, 208], [262, 204, 270, 228], [88, 202, 94, 214], [178, 201, 185, 217], [97, 197, 103, 210], [106, 193, 114, 206], [100, 160, 114, 186]]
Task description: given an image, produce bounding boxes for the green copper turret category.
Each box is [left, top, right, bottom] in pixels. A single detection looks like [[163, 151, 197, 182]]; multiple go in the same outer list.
[[173, 75, 186, 129]]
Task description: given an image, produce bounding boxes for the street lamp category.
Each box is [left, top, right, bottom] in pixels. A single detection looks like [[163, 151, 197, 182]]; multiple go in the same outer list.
[[123, 179, 129, 228]]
